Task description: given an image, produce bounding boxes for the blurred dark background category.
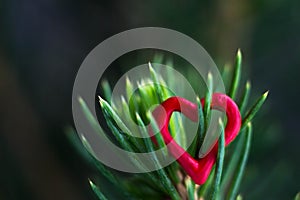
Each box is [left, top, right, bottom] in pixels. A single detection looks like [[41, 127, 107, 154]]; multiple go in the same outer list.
[[0, 0, 299, 199]]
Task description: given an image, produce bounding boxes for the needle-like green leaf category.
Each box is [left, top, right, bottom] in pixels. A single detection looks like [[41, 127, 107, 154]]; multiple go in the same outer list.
[[66, 127, 119, 186], [99, 96, 132, 135], [126, 76, 134, 102], [166, 59, 175, 90], [197, 96, 205, 157], [101, 80, 112, 102], [65, 126, 93, 163], [198, 166, 215, 199], [89, 180, 108, 200], [204, 72, 213, 133], [219, 132, 244, 198], [186, 177, 196, 200], [189, 96, 205, 158], [99, 96, 146, 153], [229, 49, 242, 100], [73, 50, 269, 200], [120, 96, 140, 137], [239, 81, 251, 116], [227, 123, 252, 200], [211, 118, 225, 200], [241, 91, 269, 130], [148, 112, 168, 156], [136, 113, 181, 200], [222, 63, 232, 91], [149, 62, 164, 102]]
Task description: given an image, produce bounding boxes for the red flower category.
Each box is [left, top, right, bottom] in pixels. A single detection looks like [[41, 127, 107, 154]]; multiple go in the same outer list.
[[149, 93, 241, 185]]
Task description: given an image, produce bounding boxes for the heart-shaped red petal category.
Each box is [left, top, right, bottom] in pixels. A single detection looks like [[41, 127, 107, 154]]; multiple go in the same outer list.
[[149, 93, 241, 185]]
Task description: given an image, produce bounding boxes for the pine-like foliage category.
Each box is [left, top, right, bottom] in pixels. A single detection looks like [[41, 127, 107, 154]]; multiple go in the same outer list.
[[67, 50, 268, 200]]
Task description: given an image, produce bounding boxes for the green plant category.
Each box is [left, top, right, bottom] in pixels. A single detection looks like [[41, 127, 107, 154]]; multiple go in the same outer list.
[[67, 49, 268, 200]]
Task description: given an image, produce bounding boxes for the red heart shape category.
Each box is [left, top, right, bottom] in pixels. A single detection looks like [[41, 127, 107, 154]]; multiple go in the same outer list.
[[149, 93, 241, 185]]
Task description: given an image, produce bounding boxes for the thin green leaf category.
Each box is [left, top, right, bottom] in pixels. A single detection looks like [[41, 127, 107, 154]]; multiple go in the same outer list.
[[148, 112, 168, 156], [229, 49, 242, 100], [222, 63, 232, 91], [176, 115, 186, 149], [166, 59, 175, 89], [101, 80, 112, 102], [92, 157, 120, 186], [66, 127, 120, 188], [219, 132, 244, 198], [197, 96, 205, 157], [211, 118, 225, 200], [165, 162, 180, 185], [126, 76, 134, 102], [65, 127, 94, 163], [79, 96, 136, 164], [135, 113, 168, 190], [185, 177, 196, 200], [99, 96, 132, 134], [103, 112, 151, 173], [78, 97, 104, 135], [189, 96, 205, 158], [227, 123, 252, 200], [135, 113, 156, 154], [241, 91, 269, 130], [198, 166, 215, 198], [198, 72, 213, 158], [77, 98, 137, 183], [167, 109, 181, 139], [89, 180, 108, 200], [80, 134, 97, 156], [204, 72, 213, 133], [99, 96, 145, 153], [149, 64, 182, 183], [101, 109, 132, 151], [66, 127, 119, 184], [120, 96, 140, 138], [239, 81, 251, 116], [149, 62, 164, 102], [136, 113, 181, 200]]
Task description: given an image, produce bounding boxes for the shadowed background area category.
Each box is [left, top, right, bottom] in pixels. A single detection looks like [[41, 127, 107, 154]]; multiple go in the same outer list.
[[0, 0, 299, 199]]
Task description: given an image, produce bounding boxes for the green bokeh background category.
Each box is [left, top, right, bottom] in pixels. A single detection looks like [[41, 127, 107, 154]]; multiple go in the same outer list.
[[0, 0, 299, 199]]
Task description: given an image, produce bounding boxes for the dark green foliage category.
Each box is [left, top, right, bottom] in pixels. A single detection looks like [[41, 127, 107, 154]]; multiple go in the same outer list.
[[68, 51, 268, 199]]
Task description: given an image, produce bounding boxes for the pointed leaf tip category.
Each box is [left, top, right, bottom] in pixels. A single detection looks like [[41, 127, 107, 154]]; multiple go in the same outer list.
[[236, 194, 243, 200], [229, 49, 242, 100], [236, 49, 242, 67], [237, 48, 242, 58], [263, 90, 269, 98], [208, 71, 213, 81], [135, 112, 141, 122], [148, 61, 154, 70], [98, 96, 104, 106], [125, 76, 132, 86], [218, 117, 224, 126], [246, 80, 251, 89], [78, 96, 84, 104], [247, 122, 252, 129], [241, 90, 268, 130], [121, 95, 126, 103]]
